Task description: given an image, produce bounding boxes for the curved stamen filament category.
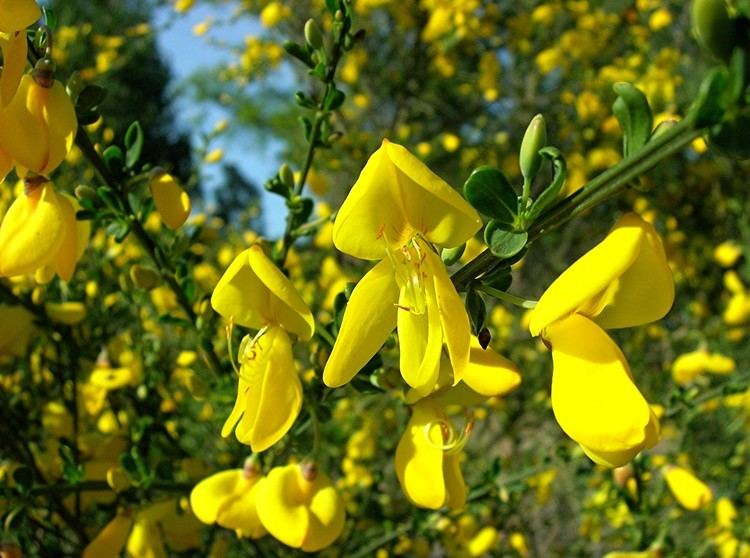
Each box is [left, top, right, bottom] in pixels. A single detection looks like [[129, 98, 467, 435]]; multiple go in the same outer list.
[[423, 412, 475, 455]]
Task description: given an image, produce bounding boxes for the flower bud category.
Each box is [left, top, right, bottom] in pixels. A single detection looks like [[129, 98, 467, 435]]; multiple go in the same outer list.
[[149, 169, 191, 230], [519, 114, 547, 180], [75, 184, 98, 202], [279, 163, 295, 190], [304, 19, 324, 50], [0, 543, 22, 558], [692, 0, 737, 60], [129, 265, 160, 290]]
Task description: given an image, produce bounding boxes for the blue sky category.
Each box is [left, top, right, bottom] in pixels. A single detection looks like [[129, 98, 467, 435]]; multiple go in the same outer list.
[[153, 4, 287, 235]]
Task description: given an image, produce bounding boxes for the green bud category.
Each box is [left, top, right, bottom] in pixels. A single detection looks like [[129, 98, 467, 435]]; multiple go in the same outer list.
[[304, 19, 324, 50], [519, 114, 547, 180], [74, 184, 98, 201], [129, 265, 160, 290], [441, 244, 465, 266], [279, 163, 295, 190], [692, 0, 737, 61]]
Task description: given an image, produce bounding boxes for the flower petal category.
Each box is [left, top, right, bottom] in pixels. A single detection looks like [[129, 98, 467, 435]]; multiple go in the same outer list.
[[0, 182, 66, 277], [247, 244, 314, 339], [547, 314, 656, 466], [429, 248, 471, 383], [385, 140, 482, 248], [231, 326, 302, 453], [593, 214, 674, 329], [398, 272, 442, 395], [461, 336, 521, 397], [82, 514, 132, 558], [333, 140, 481, 260], [529, 213, 644, 336], [0, 0, 41, 33], [323, 259, 398, 387], [394, 399, 447, 509], [0, 30, 28, 106]]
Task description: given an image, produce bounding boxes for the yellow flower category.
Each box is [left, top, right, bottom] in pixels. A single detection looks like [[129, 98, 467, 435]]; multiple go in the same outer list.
[[0, 179, 88, 281], [0, 73, 77, 176], [190, 465, 266, 539], [323, 140, 481, 395], [149, 169, 191, 230], [0, 0, 41, 34], [395, 398, 467, 509], [671, 349, 735, 385], [713, 240, 742, 268], [211, 245, 313, 452], [529, 213, 674, 467], [256, 463, 345, 552], [82, 512, 133, 558], [663, 465, 713, 511], [396, 340, 519, 509]]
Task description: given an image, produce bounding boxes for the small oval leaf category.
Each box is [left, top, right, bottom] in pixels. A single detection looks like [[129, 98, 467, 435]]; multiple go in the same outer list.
[[463, 166, 518, 223], [484, 220, 528, 259]]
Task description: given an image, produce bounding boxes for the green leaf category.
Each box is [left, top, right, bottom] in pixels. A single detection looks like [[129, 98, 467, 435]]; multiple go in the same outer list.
[[463, 166, 518, 224], [481, 265, 513, 292], [283, 41, 314, 68], [77, 109, 100, 126], [97, 186, 121, 210], [465, 288, 486, 335], [727, 49, 746, 105], [527, 147, 567, 222], [103, 145, 124, 172], [693, 67, 730, 128], [612, 82, 653, 158], [324, 87, 346, 111], [106, 219, 131, 243], [441, 244, 465, 266], [76, 85, 108, 112], [42, 6, 57, 30], [124, 121, 144, 169], [484, 220, 528, 259]]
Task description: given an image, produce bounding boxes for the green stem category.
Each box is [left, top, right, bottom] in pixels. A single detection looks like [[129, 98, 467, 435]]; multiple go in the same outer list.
[[275, 30, 348, 268], [451, 115, 702, 291], [476, 285, 537, 309], [74, 130, 222, 377]]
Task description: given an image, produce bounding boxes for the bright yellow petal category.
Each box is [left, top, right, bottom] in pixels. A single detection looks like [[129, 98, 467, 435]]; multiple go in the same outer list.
[[0, 30, 28, 106], [429, 248, 470, 383], [0, 76, 77, 175], [398, 272, 442, 395], [247, 244, 314, 339], [40, 80, 78, 175], [547, 314, 655, 466], [593, 214, 674, 329], [150, 172, 191, 230], [461, 336, 521, 397], [190, 469, 267, 539], [211, 246, 313, 337], [442, 453, 467, 510], [49, 191, 78, 281], [212, 248, 267, 329], [664, 466, 713, 511], [529, 215, 643, 336], [385, 140, 482, 248], [394, 399, 448, 509], [333, 140, 481, 259], [0, 0, 41, 33], [82, 514, 133, 558], [302, 476, 346, 552], [126, 519, 167, 558], [0, 182, 65, 277], [229, 326, 302, 452], [0, 144, 12, 181], [323, 258, 398, 387], [255, 464, 310, 548]]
